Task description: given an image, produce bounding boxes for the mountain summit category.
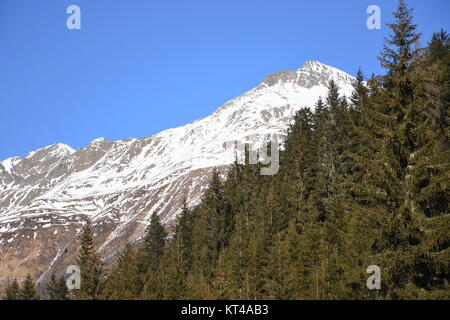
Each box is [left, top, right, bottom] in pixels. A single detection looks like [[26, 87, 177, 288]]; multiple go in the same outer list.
[[262, 61, 353, 88], [0, 61, 355, 282]]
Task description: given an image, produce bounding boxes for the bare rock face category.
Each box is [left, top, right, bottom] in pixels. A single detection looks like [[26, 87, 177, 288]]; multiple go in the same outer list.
[[0, 61, 355, 285]]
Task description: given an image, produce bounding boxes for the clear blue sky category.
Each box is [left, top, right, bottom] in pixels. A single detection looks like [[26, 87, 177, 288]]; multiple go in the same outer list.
[[0, 0, 449, 160]]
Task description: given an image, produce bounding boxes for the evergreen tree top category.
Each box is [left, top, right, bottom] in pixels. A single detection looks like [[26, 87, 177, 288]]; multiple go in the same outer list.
[[379, 0, 422, 76]]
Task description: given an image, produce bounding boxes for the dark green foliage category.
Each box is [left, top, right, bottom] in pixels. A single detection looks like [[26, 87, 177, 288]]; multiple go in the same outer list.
[[379, 0, 421, 77], [46, 273, 69, 300], [103, 244, 142, 299], [19, 274, 40, 300], [142, 213, 167, 272], [75, 219, 105, 300]]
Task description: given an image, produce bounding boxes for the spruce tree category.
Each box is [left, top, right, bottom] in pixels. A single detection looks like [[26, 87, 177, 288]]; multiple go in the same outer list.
[[159, 233, 188, 299], [19, 274, 39, 300], [103, 244, 142, 299], [46, 273, 69, 300], [405, 30, 450, 298], [142, 212, 167, 272], [75, 219, 104, 300], [379, 0, 421, 77], [139, 213, 167, 299]]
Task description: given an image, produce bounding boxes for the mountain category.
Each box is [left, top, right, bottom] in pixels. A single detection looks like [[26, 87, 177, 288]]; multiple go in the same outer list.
[[0, 61, 355, 284]]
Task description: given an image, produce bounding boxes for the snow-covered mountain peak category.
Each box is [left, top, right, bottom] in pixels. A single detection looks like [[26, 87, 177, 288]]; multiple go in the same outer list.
[[300, 60, 328, 71], [0, 61, 357, 280], [0, 143, 75, 181], [25, 143, 75, 159], [91, 137, 107, 144], [262, 60, 355, 91]]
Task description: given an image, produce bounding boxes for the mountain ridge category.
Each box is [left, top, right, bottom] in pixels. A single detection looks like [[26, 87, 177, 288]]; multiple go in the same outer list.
[[0, 61, 356, 282]]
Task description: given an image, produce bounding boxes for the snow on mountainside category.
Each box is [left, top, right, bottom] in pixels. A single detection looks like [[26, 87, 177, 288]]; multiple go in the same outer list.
[[0, 61, 355, 281]]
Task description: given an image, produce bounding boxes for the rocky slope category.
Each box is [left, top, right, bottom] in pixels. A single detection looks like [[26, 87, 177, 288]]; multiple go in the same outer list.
[[0, 61, 355, 285]]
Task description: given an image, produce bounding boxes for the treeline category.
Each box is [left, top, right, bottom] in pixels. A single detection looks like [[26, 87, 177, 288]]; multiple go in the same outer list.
[[3, 275, 40, 300], [4, 0, 449, 300]]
